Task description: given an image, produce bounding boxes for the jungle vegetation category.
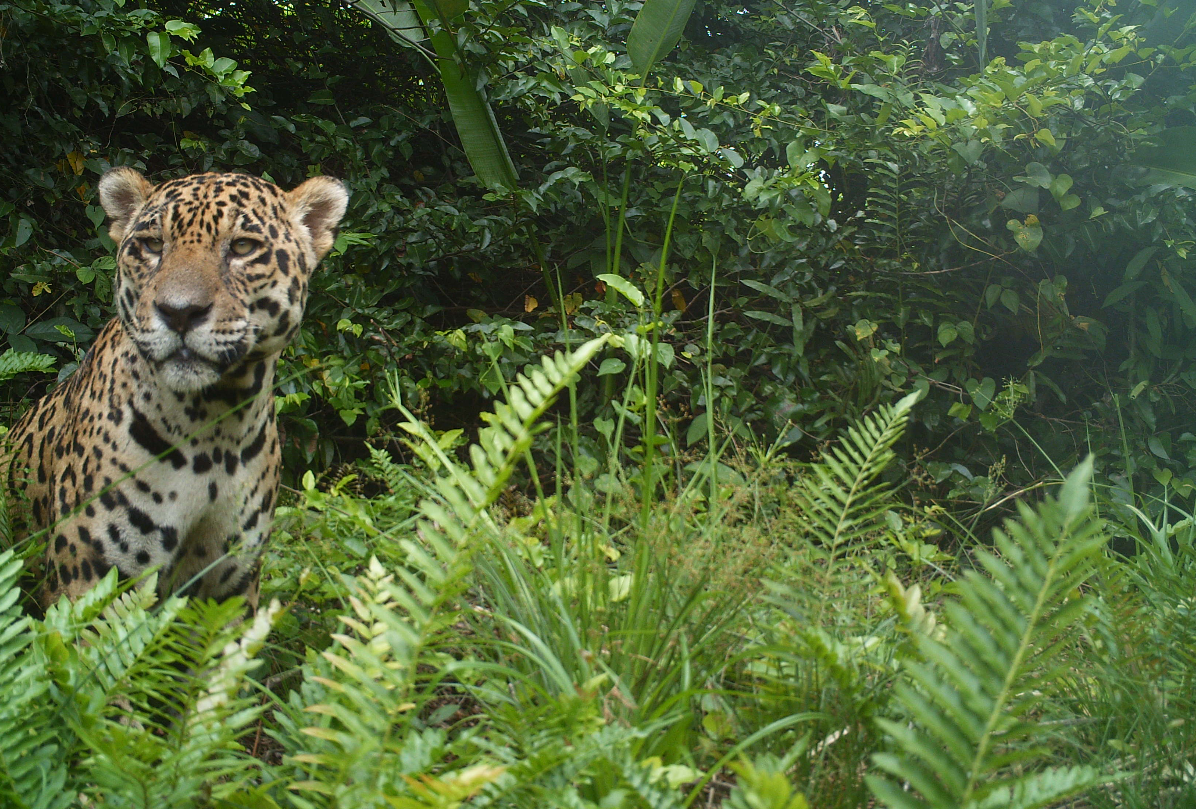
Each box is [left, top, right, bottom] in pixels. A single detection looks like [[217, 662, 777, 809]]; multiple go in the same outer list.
[[2, 0, 1196, 805]]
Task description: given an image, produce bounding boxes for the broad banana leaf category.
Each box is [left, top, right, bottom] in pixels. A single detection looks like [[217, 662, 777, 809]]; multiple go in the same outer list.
[[627, 0, 699, 75], [352, 0, 424, 45], [351, 0, 518, 191], [1135, 127, 1196, 190]]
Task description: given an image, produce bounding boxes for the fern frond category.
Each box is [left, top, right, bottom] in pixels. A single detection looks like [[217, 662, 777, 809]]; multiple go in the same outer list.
[[366, 443, 416, 496], [0, 349, 55, 383], [794, 389, 920, 557], [276, 336, 615, 803], [26, 570, 273, 804], [0, 550, 73, 809], [472, 717, 677, 808], [276, 551, 477, 802], [400, 335, 611, 512], [867, 458, 1121, 808]]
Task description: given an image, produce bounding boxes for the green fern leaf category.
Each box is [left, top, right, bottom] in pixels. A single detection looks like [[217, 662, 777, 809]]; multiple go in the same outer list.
[[0, 349, 55, 383], [793, 389, 920, 557], [277, 336, 616, 803], [0, 550, 73, 809], [868, 458, 1121, 808], [400, 335, 610, 513]]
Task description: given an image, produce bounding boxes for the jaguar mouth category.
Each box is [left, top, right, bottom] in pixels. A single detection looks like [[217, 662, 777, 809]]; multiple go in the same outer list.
[[164, 346, 218, 371]]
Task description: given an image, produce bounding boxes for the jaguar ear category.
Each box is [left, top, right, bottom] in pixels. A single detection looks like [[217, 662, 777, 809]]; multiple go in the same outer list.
[[287, 176, 349, 261], [98, 167, 155, 243]]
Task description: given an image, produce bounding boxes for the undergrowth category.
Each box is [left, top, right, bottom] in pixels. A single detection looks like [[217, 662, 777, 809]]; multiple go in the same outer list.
[[1, 336, 1194, 807]]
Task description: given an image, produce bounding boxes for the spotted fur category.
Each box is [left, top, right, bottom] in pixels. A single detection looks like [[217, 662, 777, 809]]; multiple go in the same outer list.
[[2, 169, 348, 608]]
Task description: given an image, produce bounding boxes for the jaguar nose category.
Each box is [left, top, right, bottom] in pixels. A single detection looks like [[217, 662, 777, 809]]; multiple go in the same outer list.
[[155, 300, 213, 334]]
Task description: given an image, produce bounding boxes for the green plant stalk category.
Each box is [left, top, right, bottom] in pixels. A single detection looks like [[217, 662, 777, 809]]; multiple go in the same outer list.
[[705, 249, 719, 513], [556, 263, 585, 510], [640, 176, 686, 528], [601, 163, 635, 406], [600, 350, 645, 532], [527, 225, 561, 311]]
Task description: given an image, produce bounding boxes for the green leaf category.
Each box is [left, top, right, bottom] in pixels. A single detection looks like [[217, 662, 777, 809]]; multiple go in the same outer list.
[[1165, 272, 1196, 324], [1048, 173, 1073, 199], [1124, 246, 1158, 280], [626, 0, 699, 75], [1007, 218, 1043, 252], [999, 187, 1039, 213], [948, 402, 973, 420], [694, 128, 719, 153], [0, 349, 55, 382], [937, 322, 958, 347], [0, 305, 24, 334], [596, 273, 646, 307], [1058, 455, 1094, 519], [25, 317, 94, 344], [952, 139, 983, 165], [13, 218, 33, 248], [432, 0, 467, 19], [598, 358, 626, 376], [146, 31, 170, 68], [164, 20, 200, 41], [1019, 161, 1052, 188], [1148, 436, 1170, 460], [1103, 281, 1144, 308], [1000, 288, 1019, 313], [1134, 126, 1196, 189], [965, 376, 996, 410]]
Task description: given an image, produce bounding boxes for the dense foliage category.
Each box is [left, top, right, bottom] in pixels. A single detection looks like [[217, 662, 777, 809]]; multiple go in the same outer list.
[[4, 0, 1196, 517], [4, 0, 1196, 805]]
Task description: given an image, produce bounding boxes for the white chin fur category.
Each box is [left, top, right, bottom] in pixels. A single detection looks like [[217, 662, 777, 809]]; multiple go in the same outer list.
[[160, 356, 224, 392]]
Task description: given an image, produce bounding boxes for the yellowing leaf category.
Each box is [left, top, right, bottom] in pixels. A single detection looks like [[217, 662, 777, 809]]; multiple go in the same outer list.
[[524, 294, 538, 312]]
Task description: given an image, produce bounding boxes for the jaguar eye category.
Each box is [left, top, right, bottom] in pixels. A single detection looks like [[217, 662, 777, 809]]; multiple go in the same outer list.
[[142, 237, 163, 253], [230, 238, 260, 256]]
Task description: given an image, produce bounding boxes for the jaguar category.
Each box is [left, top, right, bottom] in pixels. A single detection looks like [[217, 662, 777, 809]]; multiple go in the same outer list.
[[2, 168, 348, 609]]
